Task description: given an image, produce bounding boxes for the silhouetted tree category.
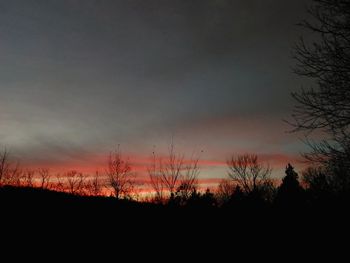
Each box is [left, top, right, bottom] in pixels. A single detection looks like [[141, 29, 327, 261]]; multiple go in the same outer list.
[[174, 180, 198, 206], [38, 168, 51, 189], [302, 166, 332, 202], [148, 151, 165, 203], [0, 149, 21, 186], [255, 179, 276, 203], [227, 154, 272, 194], [53, 173, 65, 192], [184, 188, 217, 208], [216, 179, 236, 205], [231, 185, 245, 204], [85, 171, 102, 196], [219, 185, 249, 209], [303, 166, 329, 191], [0, 149, 11, 186], [66, 170, 86, 195], [291, 0, 350, 171], [5, 166, 22, 186], [276, 164, 305, 207], [327, 157, 350, 193], [106, 149, 135, 199], [174, 155, 199, 205], [200, 188, 217, 207], [148, 142, 200, 203], [22, 170, 35, 187], [301, 162, 350, 206]]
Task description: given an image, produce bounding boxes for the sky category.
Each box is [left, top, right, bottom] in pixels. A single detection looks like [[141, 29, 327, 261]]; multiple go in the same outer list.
[[0, 0, 313, 181]]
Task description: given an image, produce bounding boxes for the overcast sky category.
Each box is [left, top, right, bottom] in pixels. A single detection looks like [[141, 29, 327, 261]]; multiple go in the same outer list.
[[0, 0, 312, 178]]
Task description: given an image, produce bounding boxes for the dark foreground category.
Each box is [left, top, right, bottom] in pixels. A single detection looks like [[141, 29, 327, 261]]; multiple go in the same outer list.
[[1, 185, 349, 227], [0, 186, 348, 258]]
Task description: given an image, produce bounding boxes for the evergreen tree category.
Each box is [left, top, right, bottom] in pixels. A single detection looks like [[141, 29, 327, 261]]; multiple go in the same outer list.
[[276, 164, 304, 208]]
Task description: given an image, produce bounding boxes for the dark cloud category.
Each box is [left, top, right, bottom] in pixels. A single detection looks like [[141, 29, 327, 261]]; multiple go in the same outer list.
[[0, 0, 311, 172]]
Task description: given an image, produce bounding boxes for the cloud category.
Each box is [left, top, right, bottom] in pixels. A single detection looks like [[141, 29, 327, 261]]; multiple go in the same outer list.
[[0, 0, 311, 179]]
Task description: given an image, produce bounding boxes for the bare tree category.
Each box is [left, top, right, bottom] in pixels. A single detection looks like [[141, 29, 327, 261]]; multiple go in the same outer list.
[[85, 171, 102, 196], [158, 143, 183, 196], [175, 155, 199, 200], [53, 173, 65, 192], [66, 170, 86, 195], [22, 170, 35, 187], [7, 168, 23, 186], [106, 149, 135, 199], [216, 179, 236, 204], [0, 149, 21, 186], [148, 142, 200, 202], [38, 168, 51, 189], [227, 154, 272, 194], [291, 0, 350, 168], [148, 151, 165, 202], [0, 149, 10, 185]]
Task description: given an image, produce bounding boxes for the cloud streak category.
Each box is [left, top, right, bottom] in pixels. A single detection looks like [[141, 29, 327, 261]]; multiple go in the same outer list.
[[0, 0, 311, 179]]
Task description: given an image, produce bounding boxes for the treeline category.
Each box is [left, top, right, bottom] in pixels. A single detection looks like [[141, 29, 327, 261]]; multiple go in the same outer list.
[[0, 149, 103, 196], [1, 145, 349, 210]]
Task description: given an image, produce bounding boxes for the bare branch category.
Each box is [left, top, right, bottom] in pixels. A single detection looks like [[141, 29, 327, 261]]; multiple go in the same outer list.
[[291, 0, 350, 170], [227, 154, 272, 194], [106, 148, 135, 199], [148, 142, 200, 203], [38, 168, 51, 189]]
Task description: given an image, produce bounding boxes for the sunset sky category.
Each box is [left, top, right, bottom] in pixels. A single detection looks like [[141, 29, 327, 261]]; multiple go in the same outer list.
[[0, 0, 313, 181]]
